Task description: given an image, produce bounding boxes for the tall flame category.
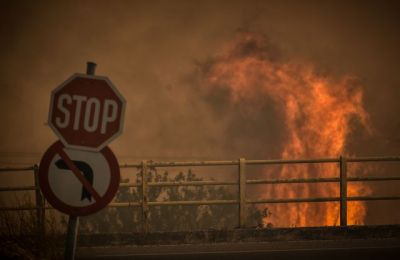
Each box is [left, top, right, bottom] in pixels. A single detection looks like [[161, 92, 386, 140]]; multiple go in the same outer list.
[[205, 32, 371, 227]]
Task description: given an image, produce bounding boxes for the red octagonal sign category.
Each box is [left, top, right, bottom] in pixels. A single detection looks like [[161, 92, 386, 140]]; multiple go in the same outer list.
[[49, 74, 126, 151]]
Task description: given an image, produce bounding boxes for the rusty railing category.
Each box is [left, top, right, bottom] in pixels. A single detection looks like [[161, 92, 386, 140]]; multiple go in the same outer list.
[[1, 156, 400, 233]]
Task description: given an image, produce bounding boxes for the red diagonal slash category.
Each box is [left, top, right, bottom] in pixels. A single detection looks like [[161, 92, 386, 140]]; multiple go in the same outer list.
[[56, 147, 101, 202]]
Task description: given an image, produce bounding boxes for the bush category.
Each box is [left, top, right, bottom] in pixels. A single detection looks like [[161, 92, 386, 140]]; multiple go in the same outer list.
[[0, 195, 64, 259], [79, 169, 267, 233]]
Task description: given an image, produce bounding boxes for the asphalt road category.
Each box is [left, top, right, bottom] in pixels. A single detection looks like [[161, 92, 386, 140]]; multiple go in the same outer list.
[[77, 238, 400, 260]]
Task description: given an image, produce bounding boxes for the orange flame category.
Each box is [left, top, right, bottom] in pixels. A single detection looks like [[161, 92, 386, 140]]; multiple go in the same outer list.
[[206, 32, 371, 227]]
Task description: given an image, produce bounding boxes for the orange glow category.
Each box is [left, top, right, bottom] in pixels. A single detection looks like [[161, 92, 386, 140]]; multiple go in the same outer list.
[[206, 32, 371, 227]]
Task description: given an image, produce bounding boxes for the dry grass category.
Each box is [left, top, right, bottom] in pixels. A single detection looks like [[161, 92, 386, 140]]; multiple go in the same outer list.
[[0, 197, 65, 259]]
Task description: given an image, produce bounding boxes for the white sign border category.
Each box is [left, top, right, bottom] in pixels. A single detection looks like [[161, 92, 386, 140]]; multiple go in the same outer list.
[[48, 73, 126, 152]]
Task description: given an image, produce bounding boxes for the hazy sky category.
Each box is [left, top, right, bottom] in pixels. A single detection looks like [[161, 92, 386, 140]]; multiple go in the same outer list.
[[0, 0, 399, 225], [0, 0, 399, 165]]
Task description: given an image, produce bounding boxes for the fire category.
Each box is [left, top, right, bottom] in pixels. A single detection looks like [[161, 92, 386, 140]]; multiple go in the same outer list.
[[205, 32, 371, 227]]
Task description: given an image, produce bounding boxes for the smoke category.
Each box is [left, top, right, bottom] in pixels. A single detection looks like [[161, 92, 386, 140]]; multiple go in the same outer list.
[[199, 30, 371, 226], [0, 0, 399, 225]]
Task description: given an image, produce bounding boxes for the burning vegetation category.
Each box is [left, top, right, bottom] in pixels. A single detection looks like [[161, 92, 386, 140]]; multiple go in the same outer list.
[[204, 32, 372, 227]]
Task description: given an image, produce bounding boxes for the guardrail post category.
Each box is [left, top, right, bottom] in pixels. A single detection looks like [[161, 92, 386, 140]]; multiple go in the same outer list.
[[141, 160, 149, 233], [239, 158, 246, 228], [33, 164, 45, 236], [339, 156, 347, 226]]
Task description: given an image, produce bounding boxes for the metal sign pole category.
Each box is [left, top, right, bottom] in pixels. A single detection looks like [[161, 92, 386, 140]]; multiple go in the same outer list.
[[64, 61, 97, 260], [64, 216, 79, 260]]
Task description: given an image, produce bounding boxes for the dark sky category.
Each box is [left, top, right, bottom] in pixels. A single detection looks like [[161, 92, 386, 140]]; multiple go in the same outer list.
[[0, 0, 399, 225]]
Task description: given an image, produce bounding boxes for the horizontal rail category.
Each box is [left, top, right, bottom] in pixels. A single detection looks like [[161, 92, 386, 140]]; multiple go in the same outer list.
[[118, 156, 400, 168], [120, 160, 240, 168], [1, 156, 400, 171], [348, 196, 400, 201], [0, 206, 53, 211], [108, 200, 239, 207], [347, 156, 400, 162], [0, 186, 38, 192], [119, 181, 238, 187], [246, 158, 339, 165], [348, 176, 400, 182], [119, 183, 140, 188], [247, 176, 400, 185], [249, 196, 400, 204], [0, 166, 35, 172], [119, 158, 340, 168], [247, 177, 339, 185], [148, 181, 237, 187], [0, 200, 239, 211], [3, 176, 399, 193], [108, 202, 141, 207], [148, 200, 239, 206], [3, 195, 399, 211], [248, 197, 340, 204]]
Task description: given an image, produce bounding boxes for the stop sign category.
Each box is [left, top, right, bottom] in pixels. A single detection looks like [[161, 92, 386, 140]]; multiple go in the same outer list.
[[48, 73, 125, 151]]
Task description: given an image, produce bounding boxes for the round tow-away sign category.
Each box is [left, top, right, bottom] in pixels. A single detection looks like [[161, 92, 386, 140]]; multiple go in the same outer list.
[[38, 141, 120, 216]]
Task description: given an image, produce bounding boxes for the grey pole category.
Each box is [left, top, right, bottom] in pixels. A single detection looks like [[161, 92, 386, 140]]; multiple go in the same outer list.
[[64, 216, 79, 260], [86, 62, 97, 75], [64, 61, 97, 260]]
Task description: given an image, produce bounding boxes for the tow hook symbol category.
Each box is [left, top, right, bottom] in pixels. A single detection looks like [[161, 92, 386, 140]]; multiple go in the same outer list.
[[55, 159, 94, 202]]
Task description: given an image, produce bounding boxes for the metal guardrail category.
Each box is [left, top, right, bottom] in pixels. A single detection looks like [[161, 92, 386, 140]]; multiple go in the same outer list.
[[1, 156, 400, 233]]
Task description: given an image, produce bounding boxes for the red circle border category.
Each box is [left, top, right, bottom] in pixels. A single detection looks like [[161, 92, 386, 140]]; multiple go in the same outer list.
[[38, 141, 120, 216]]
